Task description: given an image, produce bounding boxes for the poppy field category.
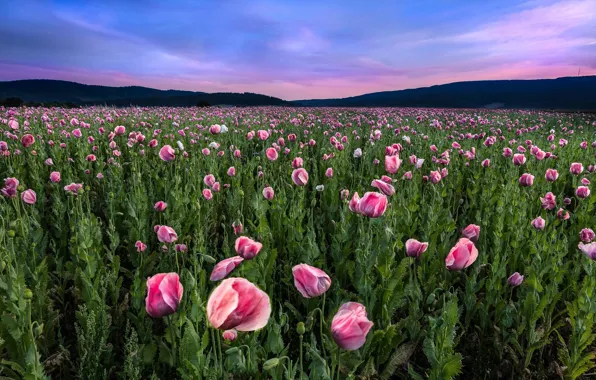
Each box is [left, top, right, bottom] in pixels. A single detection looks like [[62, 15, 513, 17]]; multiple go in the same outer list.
[[1, 106, 596, 379]]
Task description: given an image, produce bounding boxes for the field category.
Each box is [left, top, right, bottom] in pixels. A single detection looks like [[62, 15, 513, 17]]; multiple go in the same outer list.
[[1, 106, 596, 379]]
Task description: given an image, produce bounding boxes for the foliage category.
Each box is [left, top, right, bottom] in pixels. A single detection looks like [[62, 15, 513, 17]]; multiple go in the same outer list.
[[0, 106, 595, 379]]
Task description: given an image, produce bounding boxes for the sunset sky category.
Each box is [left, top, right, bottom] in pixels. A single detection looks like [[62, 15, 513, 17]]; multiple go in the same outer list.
[[1, 0, 595, 100]]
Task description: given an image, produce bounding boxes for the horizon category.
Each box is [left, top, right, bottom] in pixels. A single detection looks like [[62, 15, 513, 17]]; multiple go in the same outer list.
[[3, 75, 596, 102], [1, 1, 595, 100]]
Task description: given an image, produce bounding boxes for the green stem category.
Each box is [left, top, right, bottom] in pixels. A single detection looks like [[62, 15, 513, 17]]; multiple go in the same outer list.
[[13, 197, 26, 238], [27, 299, 39, 377], [299, 334, 304, 380], [335, 348, 341, 380], [174, 246, 180, 273], [239, 345, 252, 373], [216, 329, 223, 374], [210, 328, 218, 369], [168, 315, 177, 367], [320, 292, 326, 358]]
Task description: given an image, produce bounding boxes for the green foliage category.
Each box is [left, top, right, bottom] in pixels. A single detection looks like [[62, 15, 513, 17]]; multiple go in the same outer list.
[[423, 299, 463, 380], [557, 276, 596, 380], [75, 302, 112, 379], [0, 107, 595, 379]]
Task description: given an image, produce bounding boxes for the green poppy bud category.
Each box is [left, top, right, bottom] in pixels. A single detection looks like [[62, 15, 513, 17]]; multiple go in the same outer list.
[[296, 322, 305, 335], [263, 358, 280, 371]]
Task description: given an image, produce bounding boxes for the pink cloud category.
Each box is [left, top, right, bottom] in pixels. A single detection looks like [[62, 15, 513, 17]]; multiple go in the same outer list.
[[0, 63, 140, 86], [456, 0, 595, 43], [449, 0, 596, 59], [271, 27, 329, 55]]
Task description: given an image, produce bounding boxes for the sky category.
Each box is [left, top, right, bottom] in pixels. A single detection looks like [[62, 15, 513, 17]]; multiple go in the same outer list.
[[0, 0, 595, 100]]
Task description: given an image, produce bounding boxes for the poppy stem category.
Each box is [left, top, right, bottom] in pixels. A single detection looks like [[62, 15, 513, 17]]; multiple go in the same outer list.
[[173, 247, 180, 273], [320, 292, 326, 358], [13, 197, 25, 238], [168, 315, 177, 367], [335, 348, 341, 380], [299, 334, 304, 379], [239, 345, 251, 373], [216, 329, 223, 373], [210, 328, 218, 369]]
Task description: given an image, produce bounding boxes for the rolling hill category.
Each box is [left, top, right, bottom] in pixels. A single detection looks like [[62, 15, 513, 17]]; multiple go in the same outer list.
[[0, 80, 289, 106], [1, 76, 595, 109], [291, 76, 596, 110]]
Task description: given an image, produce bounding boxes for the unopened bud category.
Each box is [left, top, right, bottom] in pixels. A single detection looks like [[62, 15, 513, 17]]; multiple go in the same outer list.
[[263, 358, 280, 371], [202, 255, 216, 264]]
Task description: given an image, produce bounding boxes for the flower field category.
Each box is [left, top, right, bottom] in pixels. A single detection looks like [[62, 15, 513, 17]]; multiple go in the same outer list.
[[1, 106, 596, 379]]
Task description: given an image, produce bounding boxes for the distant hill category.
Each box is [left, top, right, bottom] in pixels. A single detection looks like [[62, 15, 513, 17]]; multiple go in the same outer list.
[[291, 76, 596, 110], [0, 80, 289, 107], [1, 76, 595, 109]]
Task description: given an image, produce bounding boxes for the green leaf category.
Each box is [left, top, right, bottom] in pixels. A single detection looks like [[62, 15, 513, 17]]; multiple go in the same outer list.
[[142, 343, 157, 364], [158, 341, 173, 367], [1, 360, 25, 375], [408, 364, 425, 380], [441, 354, 463, 379], [380, 341, 417, 380], [1, 315, 23, 342], [525, 274, 544, 292]]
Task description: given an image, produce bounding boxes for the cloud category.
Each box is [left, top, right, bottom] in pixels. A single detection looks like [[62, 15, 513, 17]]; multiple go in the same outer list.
[[455, 0, 595, 43], [449, 0, 596, 60], [272, 28, 329, 55]]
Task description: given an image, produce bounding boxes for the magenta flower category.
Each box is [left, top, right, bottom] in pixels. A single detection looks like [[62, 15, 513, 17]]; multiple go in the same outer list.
[[292, 264, 331, 298], [64, 183, 83, 195], [154, 201, 167, 212], [540, 192, 556, 210], [262, 186, 275, 200], [405, 239, 429, 259], [291, 168, 309, 186], [21, 189, 36, 205], [578, 242, 596, 260], [135, 241, 147, 252], [580, 228, 595, 243], [207, 278, 271, 331], [531, 216, 545, 230], [210, 256, 244, 281], [156, 225, 178, 243], [234, 236, 263, 260], [146, 273, 183, 318], [159, 145, 176, 161], [331, 302, 373, 351], [446, 238, 478, 271], [507, 272, 524, 287]]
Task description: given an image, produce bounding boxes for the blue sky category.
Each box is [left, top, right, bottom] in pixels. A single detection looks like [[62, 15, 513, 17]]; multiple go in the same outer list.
[[0, 0, 594, 99]]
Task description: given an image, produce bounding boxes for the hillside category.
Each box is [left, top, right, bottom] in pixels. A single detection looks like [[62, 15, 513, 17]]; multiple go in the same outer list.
[[0, 80, 289, 106], [291, 76, 596, 110], [1, 76, 595, 109]]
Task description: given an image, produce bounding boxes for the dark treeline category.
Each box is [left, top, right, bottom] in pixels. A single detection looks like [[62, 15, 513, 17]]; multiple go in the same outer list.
[[2, 76, 595, 109], [292, 76, 596, 110], [0, 80, 289, 107]]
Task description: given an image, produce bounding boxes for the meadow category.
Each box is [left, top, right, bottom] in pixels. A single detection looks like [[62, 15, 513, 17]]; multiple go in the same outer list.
[[1, 106, 596, 379]]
